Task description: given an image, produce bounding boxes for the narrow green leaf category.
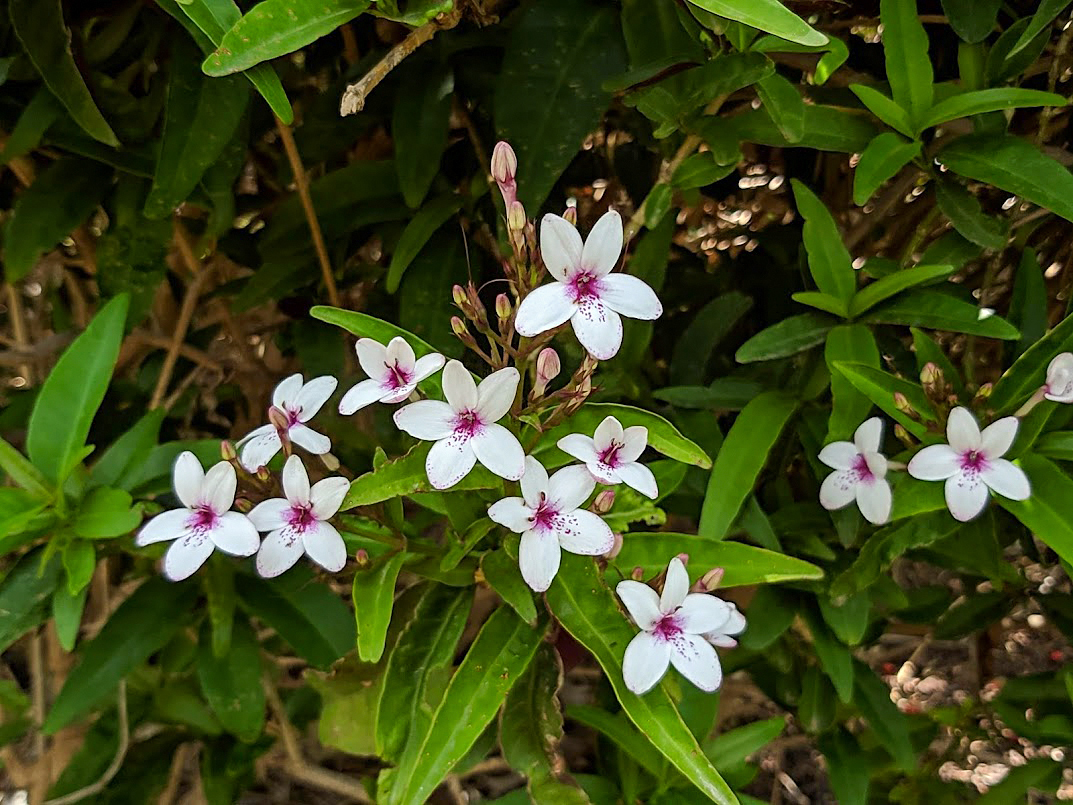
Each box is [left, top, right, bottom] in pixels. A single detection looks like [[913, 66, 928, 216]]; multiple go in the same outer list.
[[352, 552, 407, 662], [863, 289, 1020, 339], [802, 606, 854, 702], [830, 362, 936, 440], [1008, 0, 1072, 56], [853, 660, 917, 770], [703, 716, 786, 771], [922, 88, 1067, 130], [1009, 250, 1049, 360], [849, 84, 914, 138], [204, 559, 236, 658], [818, 729, 871, 805], [999, 454, 1073, 567], [727, 104, 881, 153], [791, 291, 847, 318], [736, 313, 835, 363], [481, 549, 537, 626], [991, 312, 1073, 412], [61, 541, 95, 597], [852, 133, 920, 206], [567, 704, 665, 776], [0, 89, 62, 167], [197, 617, 265, 742], [342, 443, 501, 509], [90, 411, 165, 491], [910, 327, 964, 396], [791, 180, 856, 303], [934, 180, 1007, 250], [683, 0, 827, 46], [0, 436, 51, 499], [880, 0, 933, 126], [52, 585, 88, 652], [0, 549, 61, 654], [698, 392, 798, 540], [393, 63, 454, 208], [756, 73, 805, 143], [386, 195, 463, 293], [825, 325, 880, 442], [848, 264, 956, 316], [819, 592, 871, 646], [670, 292, 753, 385]]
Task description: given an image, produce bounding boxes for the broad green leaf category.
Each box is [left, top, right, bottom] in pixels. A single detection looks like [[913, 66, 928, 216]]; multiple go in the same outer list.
[[727, 104, 880, 153], [798, 666, 837, 733], [802, 606, 854, 702], [825, 325, 880, 442], [922, 88, 1067, 131], [144, 39, 249, 219], [852, 133, 920, 206], [684, 0, 827, 46], [72, 487, 140, 539], [393, 62, 454, 209], [990, 312, 1073, 412], [819, 591, 871, 646], [939, 134, 1073, 225], [481, 549, 537, 626], [848, 264, 956, 316], [791, 291, 847, 318], [3, 157, 112, 282], [698, 392, 798, 541], [342, 443, 501, 509], [532, 402, 711, 469], [567, 705, 665, 776], [495, 0, 626, 211], [818, 729, 871, 805], [1035, 432, 1073, 461], [546, 555, 737, 805], [830, 362, 936, 440], [940, 0, 1001, 44], [90, 411, 165, 491], [934, 180, 1007, 250], [1009, 250, 1048, 360], [853, 660, 916, 770], [849, 85, 913, 138], [0, 549, 61, 654], [703, 717, 785, 773], [44, 578, 197, 733], [863, 289, 1019, 339], [9, 0, 118, 145], [52, 585, 88, 652], [1008, 0, 1072, 56], [380, 607, 548, 805], [203, 0, 371, 75], [670, 292, 753, 385], [197, 618, 265, 742], [999, 454, 1073, 566], [791, 180, 856, 303], [61, 541, 95, 596], [386, 195, 463, 292], [0, 436, 51, 499], [1, 89, 62, 167], [879, 0, 933, 126], [352, 552, 408, 662], [671, 153, 735, 189], [756, 73, 804, 143], [736, 313, 835, 363], [678, 52, 774, 110], [935, 590, 1008, 639], [26, 294, 130, 484], [653, 379, 764, 411]]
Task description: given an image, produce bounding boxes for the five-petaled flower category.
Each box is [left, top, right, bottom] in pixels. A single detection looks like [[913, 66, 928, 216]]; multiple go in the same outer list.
[[908, 407, 1030, 522], [339, 337, 445, 415], [488, 456, 614, 591], [249, 455, 349, 577], [394, 360, 525, 489], [557, 415, 658, 499], [818, 417, 892, 525], [136, 452, 259, 581], [514, 210, 663, 360], [1045, 352, 1073, 403], [239, 374, 337, 471], [616, 557, 744, 694]]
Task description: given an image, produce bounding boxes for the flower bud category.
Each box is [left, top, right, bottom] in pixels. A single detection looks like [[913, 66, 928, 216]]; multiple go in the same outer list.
[[699, 567, 725, 592], [451, 316, 468, 338], [562, 201, 577, 226], [355, 549, 370, 568], [220, 440, 238, 462], [675, 552, 689, 567], [1045, 352, 1073, 403], [495, 293, 511, 321], [256, 465, 272, 483], [319, 452, 340, 472], [893, 392, 917, 419], [920, 362, 941, 386], [452, 284, 468, 308], [974, 382, 993, 402], [606, 531, 623, 560], [490, 141, 517, 185], [234, 497, 253, 513], [631, 566, 644, 581], [507, 200, 527, 232], [537, 348, 560, 385], [894, 423, 913, 449], [593, 488, 615, 513], [268, 405, 290, 432]]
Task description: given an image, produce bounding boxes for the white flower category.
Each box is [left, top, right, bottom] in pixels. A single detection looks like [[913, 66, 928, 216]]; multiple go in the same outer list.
[[907, 406, 1030, 522], [135, 452, 259, 581], [1045, 352, 1073, 403], [393, 360, 525, 489], [556, 415, 658, 499], [616, 558, 742, 695], [338, 337, 445, 415], [239, 374, 337, 471], [514, 210, 663, 360], [487, 456, 614, 591], [248, 455, 349, 577], [817, 417, 892, 525]]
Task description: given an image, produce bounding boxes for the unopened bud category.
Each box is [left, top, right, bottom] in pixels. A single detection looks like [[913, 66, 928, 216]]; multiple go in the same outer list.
[[319, 452, 340, 472], [220, 440, 237, 462], [355, 549, 370, 568], [451, 316, 468, 338], [974, 383, 993, 403], [490, 141, 517, 185], [537, 348, 560, 385], [894, 423, 913, 448], [920, 362, 941, 387], [234, 497, 253, 513], [256, 465, 272, 483], [562, 202, 577, 226], [893, 392, 915, 417], [268, 405, 290, 432], [631, 566, 644, 581], [676, 552, 689, 567], [452, 284, 467, 308], [507, 200, 527, 232], [495, 293, 511, 321], [700, 567, 725, 592], [593, 489, 615, 514], [606, 531, 623, 560]]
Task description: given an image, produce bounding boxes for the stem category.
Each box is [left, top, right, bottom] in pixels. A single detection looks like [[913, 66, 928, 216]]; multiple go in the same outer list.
[[1014, 387, 1047, 418]]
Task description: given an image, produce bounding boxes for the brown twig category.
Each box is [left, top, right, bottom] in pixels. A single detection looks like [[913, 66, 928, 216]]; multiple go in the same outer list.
[[274, 117, 341, 308], [5, 284, 33, 384], [157, 742, 195, 805]]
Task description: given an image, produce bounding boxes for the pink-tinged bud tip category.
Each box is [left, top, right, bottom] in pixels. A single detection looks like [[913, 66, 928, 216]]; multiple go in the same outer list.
[[451, 316, 468, 337], [675, 552, 689, 566], [234, 497, 253, 513], [268, 405, 290, 432], [700, 567, 725, 591], [562, 202, 577, 226], [355, 549, 370, 567], [490, 141, 517, 185], [920, 362, 941, 386], [495, 293, 511, 320], [593, 488, 615, 514], [255, 465, 272, 483], [452, 284, 467, 308], [220, 440, 237, 461], [631, 566, 644, 581], [536, 348, 560, 383], [507, 200, 527, 232], [606, 531, 623, 560]]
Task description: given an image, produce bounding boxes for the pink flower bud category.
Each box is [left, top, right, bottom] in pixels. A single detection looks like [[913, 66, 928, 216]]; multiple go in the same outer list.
[[490, 141, 517, 185], [562, 202, 577, 226], [234, 497, 253, 513], [267, 405, 290, 432], [700, 567, 724, 591], [451, 316, 469, 338], [507, 200, 527, 232], [256, 465, 272, 483], [675, 552, 689, 566], [631, 566, 644, 581], [593, 488, 615, 513], [220, 440, 238, 462], [495, 293, 511, 321], [606, 531, 623, 559], [536, 348, 560, 385], [355, 549, 370, 567], [452, 284, 468, 308]]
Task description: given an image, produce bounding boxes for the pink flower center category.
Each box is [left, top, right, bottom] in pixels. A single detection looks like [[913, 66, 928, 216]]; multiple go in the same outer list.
[[186, 505, 218, 534], [653, 612, 683, 642], [568, 271, 603, 303], [852, 453, 873, 482], [286, 504, 317, 533], [453, 409, 484, 439], [960, 450, 988, 473], [384, 360, 413, 390], [530, 494, 560, 532], [598, 439, 624, 469]]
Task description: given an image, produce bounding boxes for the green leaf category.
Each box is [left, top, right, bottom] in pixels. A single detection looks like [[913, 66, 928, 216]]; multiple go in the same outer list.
[[863, 289, 1019, 339], [736, 313, 835, 363], [853, 133, 921, 206], [3, 157, 113, 282], [0, 436, 51, 500], [702, 716, 785, 773], [727, 104, 881, 153], [72, 487, 140, 539], [495, 0, 626, 211], [670, 291, 753, 385], [26, 294, 130, 484], [197, 617, 265, 742], [939, 134, 1073, 225], [922, 88, 1067, 131], [144, 39, 249, 219], [986, 18, 1051, 85], [1009, 250, 1049, 360], [393, 62, 454, 209], [1, 89, 62, 167], [90, 411, 165, 491], [204, 559, 236, 658], [791, 180, 856, 303], [941, 0, 1001, 44], [852, 660, 917, 770], [386, 195, 463, 293], [978, 759, 1062, 804], [481, 548, 537, 626], [848, 264, 956, 316], [52, 585, 88, 652], [830, 362, 936, 440], [653, 379, 764, 411], [352, 552, 408, 662], [0, 549, 61, 654], [849, 84, 914, 138], [546, 555, 737, 805], [203, 0, 371, 75], [532, 402, 711, 469], [791, 291, 847, 318], [44, 578, 197, 733], [999, 454, 1073, 567], [756, 73, 804, 143], [61, 541, 95, 596], [737, 587, 795, 650], [911, 327, 964, 396], [802, 605, 854, 702], [380, 607, 549, 805], [671, 152, 735, 189], [934, 180, 1007, 250], [818, 729, 871, 805], [798, 667, 837, 734], [1008, 0, 1072, 56], [991, 312, 1073, 412], [683, 0, 827, 46], [9, 0, 118, 146], [342, 443, 501, 509], [819, 591, 871, 646], [567, 704, 665, 776], [699, 391, 798, 540], [879, 0, 933, 126], [825, 325, 880, 442]]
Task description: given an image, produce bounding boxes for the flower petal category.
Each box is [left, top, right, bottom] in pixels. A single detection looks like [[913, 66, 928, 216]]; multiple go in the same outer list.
[[289, 424, 331, 456], [202, 461, 237, 513], [554, 510, 614, 556], [947, 407, 981, 453], [547, 464, 596, 512], [539, 213, 584, 282], [945, 471, 990, 522], [621, 426, 648, 463], [571, 299, 622, 360], [248, 498, 290, 532], [240, 427, 281, 471], [380, 383, 419, 405], [393, 400, 456, 440], [593, 416, 623, 453], [163, 533, 215, 582], [907, 444, 960, 481], [426, 436, 477, 490], [855, 477, 892, 525], [339, 379, 390, 415], [521, 455, 550, 509], [355, 339, 389, 381], [282, 454, 310, 505], [980, 416, 1018, 459], [518, 528, 561, 592], [863, 451, 887, 479], [853, 417, 883, 454], [442, 360, 478, 412], [622, 630, 671, 694], [616, 580, 662, 630], [136, 508, 191, 546], [294, 376, 338, 421], [581, 209, 623, 277], [669, 633, 723, 692], [386, 337, 416, 373], [256, 527, 304, 578], [720, 606, 747, 637], [615, 462, 659, 500], [661, 556, 689, 612], [556, 434, 599, 464], [599, 273, 663, 319], [676, 593, 734, 635], [819, 470, 857, 511], [476, 367, 520, 423], [173, 452, 204, 509], [210, 512, 260, 557], [514, 283, 576, 337], [310, 477, 350, 520], [818, 441, 857, 471], [412, 353, 446, 383], [981, 458, 1031, 501], [471, 423, 525, 481], [272, 373, 304, 408], [302, 521, 347, 572], [488, 497, 532, 533]]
